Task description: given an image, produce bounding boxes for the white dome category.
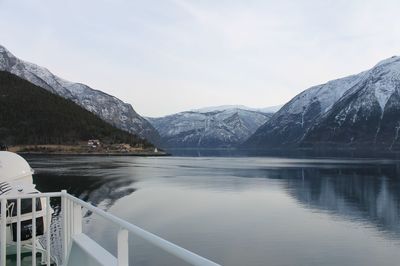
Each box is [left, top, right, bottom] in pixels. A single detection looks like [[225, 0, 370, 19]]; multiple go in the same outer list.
[[0, 151, 33, 183]]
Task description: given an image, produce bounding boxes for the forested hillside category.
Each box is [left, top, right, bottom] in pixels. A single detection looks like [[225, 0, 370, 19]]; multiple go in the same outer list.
[[0, 44, 161, 145], [0, 71, 152, 147]]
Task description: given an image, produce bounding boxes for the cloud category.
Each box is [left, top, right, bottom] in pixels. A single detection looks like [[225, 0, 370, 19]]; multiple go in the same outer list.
[[0, 0, 399, 116]]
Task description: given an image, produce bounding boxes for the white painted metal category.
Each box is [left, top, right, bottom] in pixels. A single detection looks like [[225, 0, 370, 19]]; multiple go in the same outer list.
[[1, 198, 6, 265], [73, 202, 82, 235], [63, 193, 220, 266], [66, 234, 117, 266], [0, 192, 221, 266], [61, 191, 67, 262], [17, 197, 21, 266], [117, 229, 129, 266], [32, 197, 37, 266], [46, 196, 51, 266], [68, 197, 73, 249]]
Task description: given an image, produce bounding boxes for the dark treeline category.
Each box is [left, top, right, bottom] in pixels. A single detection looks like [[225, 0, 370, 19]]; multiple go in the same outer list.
[[0, 71, 153, 147]]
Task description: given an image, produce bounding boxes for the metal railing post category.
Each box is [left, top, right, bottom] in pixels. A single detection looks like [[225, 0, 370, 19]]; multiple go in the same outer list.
[[118, 228, 129, 266], [32, 197, 37, 266], [63, 193, 220, 266], [1, 199, 6, 266], [17, 197, 21, 266], [73, 202, 82, 235], [46, 197, 51, 266], [0, 191, 220, 266], [61, 190, 68, 263], [69, 197, 73, 242]]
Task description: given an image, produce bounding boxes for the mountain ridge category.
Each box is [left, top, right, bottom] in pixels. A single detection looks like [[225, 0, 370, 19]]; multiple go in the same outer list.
[[191, 104, 282, 114], [0, 70, 152, 147], [148, 107, 274, 148], [0, 44, 160, 145], [244, 55, 400, 150]]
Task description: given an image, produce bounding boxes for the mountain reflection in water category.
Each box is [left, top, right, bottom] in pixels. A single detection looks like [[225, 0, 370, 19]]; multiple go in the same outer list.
[[24, 155, 400, 266], [27, 155, 137, 211], [275, 165, 400, 237]]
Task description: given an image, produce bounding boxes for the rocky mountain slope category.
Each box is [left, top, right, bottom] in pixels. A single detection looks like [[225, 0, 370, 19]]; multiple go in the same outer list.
[[245, 56, 400, 150], [0, 70, 151, 147], [0, 45, 160, 144], [302, 56, 400, 149], [148, 107, 273, 148]]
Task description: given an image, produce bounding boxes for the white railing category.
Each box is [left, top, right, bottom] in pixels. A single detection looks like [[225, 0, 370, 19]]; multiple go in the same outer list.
[[0, 191, 220, 266]]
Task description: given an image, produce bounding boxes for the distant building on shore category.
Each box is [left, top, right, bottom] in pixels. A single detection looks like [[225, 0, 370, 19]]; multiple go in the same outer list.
[[88, 139, 101, 148]]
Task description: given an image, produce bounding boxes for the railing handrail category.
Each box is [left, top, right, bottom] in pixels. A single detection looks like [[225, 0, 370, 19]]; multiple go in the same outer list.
[[0, 191, 220, 266], [62, 191, 220, 266], [0, 192, 62, 200]]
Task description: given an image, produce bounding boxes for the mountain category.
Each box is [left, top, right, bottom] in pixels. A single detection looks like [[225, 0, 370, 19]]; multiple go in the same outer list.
[[193, 104, 282, 113], [0, 45, 160, 144], [147, 107, 273, 148], [0, 70, 152, 147], [245, 56, 400, 150], [302, 56, 400, 150], [257, 105, 283, 113]]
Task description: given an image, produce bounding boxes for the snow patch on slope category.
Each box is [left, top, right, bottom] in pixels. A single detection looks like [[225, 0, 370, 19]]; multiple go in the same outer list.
[[0, 44, 159, 143], [374, 85, 396, 111], [245, 54, 400, 148], [149, 107, 272, 147], [285, 73, 366, 115], [371, 56, 400, 110]]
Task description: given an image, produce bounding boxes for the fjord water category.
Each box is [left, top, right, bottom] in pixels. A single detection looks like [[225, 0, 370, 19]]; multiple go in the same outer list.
[[26, 156, 400, 266]]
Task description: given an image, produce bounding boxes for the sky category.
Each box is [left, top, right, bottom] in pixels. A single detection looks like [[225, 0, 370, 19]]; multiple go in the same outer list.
[[0, 0, 400, 117]]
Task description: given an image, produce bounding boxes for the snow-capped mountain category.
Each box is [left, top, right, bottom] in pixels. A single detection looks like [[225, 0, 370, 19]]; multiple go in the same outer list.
[[147, 107, 274, 148], [245, 56, 400, 150], [302, 56, 400, 149], [193, 104, 282, 113], [0, 45, 160, 144]]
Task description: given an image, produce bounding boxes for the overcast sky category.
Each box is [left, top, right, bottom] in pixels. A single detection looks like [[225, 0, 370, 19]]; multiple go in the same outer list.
[[1, 0, 399, 116]]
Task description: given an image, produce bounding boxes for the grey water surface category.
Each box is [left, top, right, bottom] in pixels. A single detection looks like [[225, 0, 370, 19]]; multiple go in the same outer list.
[[25, 155, 400, 266]]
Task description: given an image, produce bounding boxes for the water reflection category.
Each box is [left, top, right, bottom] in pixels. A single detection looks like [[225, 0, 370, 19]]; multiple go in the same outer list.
[[277, 165, 400, 237], [22, 155, 400, 266], [25, 155, 137, 210], [169, 148, 400, 159], [27, 156, 400, 238]]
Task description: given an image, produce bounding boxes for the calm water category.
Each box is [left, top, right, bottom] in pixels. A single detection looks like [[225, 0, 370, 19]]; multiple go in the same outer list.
[[24, 155, 400, 266]]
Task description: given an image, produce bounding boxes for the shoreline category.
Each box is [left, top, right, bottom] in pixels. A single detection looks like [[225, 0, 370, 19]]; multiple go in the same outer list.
[[7, 144, 170, 157], [17, 151, 170, 157]]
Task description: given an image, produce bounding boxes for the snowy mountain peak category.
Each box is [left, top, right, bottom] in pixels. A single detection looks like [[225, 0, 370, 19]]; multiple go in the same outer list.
[[245, 55, 400, 150], [0, 45, 10, 55], [0, 44, 160, 144], [374, 55, 400, 68], [193, 104, 282, 114], [279, 56, 400, 117], [148, 107, 273, 148], [368, 56, 400, 111], [283, 73, 365, 116], [193, 105, 252, 113]]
